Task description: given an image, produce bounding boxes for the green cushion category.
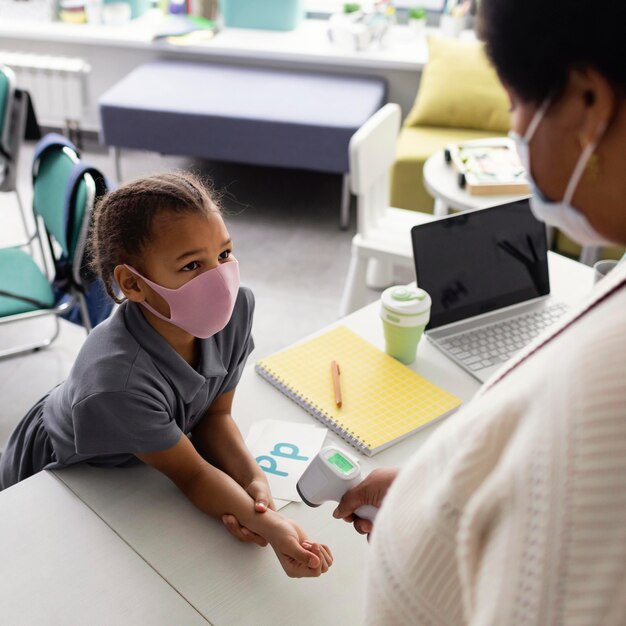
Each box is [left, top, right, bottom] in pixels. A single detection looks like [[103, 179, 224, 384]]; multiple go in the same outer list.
[[0, 248, 55, 316], [405, 37, 510, 133], [34, 148, 87, 258], [391, 125, 505, 213]]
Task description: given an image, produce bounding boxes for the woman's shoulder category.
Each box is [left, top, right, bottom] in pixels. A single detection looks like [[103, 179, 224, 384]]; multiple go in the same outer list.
[[561, 277, 626, 396]]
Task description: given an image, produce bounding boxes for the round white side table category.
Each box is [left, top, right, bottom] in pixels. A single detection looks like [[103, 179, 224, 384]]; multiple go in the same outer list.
[[423, 149, 528, 216]]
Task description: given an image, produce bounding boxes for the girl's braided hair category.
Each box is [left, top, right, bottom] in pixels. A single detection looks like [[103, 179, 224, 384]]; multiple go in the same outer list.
[[89, 170, 221, 304]]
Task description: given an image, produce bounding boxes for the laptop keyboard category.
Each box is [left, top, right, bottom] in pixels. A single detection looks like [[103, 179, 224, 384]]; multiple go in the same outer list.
[[439, 302, 570, 373]]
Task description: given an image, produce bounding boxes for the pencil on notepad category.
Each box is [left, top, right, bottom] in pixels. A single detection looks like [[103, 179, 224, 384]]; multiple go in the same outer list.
[[331, 360, 342, 408]]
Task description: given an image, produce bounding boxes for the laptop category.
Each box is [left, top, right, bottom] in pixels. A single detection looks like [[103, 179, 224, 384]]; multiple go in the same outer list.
[[411, 199, 569, 383]]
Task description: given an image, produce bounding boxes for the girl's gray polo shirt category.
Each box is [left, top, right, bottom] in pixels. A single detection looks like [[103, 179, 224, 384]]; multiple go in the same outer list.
[[42, 287, 255, 469]]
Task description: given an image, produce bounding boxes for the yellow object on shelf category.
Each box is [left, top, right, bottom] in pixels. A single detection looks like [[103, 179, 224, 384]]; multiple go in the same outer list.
[[59, 1, 88, 23]]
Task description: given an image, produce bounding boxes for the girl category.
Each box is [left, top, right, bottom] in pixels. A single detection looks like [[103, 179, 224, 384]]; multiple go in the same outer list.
[[0, 171, 332, 578]]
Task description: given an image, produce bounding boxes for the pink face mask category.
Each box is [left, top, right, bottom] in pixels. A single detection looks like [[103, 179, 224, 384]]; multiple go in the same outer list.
[[125, 260, 240, 338]]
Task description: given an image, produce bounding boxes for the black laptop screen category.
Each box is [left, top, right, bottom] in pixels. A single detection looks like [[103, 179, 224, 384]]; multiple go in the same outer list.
[[411, 199, 550, 329]]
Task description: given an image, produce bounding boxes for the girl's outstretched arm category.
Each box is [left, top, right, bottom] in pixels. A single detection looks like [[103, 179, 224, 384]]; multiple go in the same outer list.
[[136, 436, 333, 578], [192, 389, 275, 515]]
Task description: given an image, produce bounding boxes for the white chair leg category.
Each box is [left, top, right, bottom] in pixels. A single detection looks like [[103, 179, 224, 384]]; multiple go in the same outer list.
[[339, 173, 350, 230], [339, 250, 369, 317], [366, 258, 394, 289], [112, 147, 122, 184]]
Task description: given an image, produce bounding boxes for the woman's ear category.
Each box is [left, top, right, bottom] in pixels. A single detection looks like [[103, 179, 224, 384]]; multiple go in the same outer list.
[[568, 67, 616, 146], [114, 265, 146, 303]]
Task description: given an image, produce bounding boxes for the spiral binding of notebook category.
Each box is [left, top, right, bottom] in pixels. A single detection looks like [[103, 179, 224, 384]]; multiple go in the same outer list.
[[255, 326, 462, 456], [255, 364, 367, 453]]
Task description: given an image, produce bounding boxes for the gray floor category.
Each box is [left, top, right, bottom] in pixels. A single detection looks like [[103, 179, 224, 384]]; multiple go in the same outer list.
[[0, 138, 413, 448]]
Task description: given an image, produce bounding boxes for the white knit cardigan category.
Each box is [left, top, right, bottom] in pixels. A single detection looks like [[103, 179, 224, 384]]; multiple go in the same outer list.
[[365, 262, 626, 626]]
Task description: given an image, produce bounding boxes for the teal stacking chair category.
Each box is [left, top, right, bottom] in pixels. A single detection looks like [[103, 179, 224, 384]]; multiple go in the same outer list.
[[0, 64, 30, 246], [0, 135, 103, 359]]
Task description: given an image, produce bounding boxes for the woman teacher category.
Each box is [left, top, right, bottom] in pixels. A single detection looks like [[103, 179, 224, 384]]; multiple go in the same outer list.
[[334, 1, 626, 623]]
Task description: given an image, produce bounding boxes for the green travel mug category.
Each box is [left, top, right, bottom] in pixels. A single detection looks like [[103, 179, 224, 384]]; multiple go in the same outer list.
[[380, 285, 431, 365]]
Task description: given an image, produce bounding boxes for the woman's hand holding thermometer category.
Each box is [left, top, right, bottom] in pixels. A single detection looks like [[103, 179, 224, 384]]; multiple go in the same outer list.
[[296, 446, 379, 522]]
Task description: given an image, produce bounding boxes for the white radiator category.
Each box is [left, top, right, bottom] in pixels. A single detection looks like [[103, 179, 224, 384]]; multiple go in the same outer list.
[[0, 51, 91, 132]]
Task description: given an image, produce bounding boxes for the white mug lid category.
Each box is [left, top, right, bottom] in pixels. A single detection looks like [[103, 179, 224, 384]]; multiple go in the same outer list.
[[380, 285, 431, 316]]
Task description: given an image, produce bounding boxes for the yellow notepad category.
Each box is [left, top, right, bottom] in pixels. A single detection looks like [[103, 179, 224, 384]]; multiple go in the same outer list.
[[255, 326, 462, 456]]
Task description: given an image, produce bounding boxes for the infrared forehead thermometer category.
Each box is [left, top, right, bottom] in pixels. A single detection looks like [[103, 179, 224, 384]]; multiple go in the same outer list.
[[296, 446, 378, 521]]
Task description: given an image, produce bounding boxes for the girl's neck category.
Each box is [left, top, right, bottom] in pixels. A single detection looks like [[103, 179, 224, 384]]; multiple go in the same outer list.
[[139, 306, 200, 368], [171, 335, 200, 369]]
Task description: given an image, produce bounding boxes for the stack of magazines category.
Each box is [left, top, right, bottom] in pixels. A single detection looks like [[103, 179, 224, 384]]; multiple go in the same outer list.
[[444, 137, 530, 196]]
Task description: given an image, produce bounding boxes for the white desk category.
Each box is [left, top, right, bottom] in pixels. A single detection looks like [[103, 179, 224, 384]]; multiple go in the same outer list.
[[0, 471, 209, 625], [36, 253, 593, 625]]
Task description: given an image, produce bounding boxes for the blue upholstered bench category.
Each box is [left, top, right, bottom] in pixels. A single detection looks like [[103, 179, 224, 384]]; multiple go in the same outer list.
[[99, 60, 387, 228]]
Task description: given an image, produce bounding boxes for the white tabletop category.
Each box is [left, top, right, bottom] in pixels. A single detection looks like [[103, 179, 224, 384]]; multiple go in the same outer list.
[[52, 462, 373, 625], [423, 149, 528, 215], [0, 471, 209, 625], [45, 252, 594, 625]]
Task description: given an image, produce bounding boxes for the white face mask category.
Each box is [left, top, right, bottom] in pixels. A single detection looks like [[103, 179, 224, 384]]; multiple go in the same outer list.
[[509, 98, 610, 247]]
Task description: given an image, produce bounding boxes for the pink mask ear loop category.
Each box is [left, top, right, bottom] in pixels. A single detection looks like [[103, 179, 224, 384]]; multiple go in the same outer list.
[[124, 264, 141, 280], [123, 264, 169, 315]]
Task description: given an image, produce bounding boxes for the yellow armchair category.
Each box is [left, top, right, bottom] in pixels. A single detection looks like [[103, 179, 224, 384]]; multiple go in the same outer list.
[[391, 37, 510, 213]]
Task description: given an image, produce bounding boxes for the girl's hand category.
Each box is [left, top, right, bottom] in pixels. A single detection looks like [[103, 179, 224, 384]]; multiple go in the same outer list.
[[221, 475, 276, 546], [222, 513, 268, 547], [267, 518, 333, 578], [245, 475, 275, 513]]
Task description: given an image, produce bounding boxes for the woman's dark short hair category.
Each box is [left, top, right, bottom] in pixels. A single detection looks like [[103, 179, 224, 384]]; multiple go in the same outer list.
[[478, 0, 626, 104]]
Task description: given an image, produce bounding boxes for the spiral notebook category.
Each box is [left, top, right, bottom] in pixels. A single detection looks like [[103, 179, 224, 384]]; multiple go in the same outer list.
[[255, 326, 462, 456]]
